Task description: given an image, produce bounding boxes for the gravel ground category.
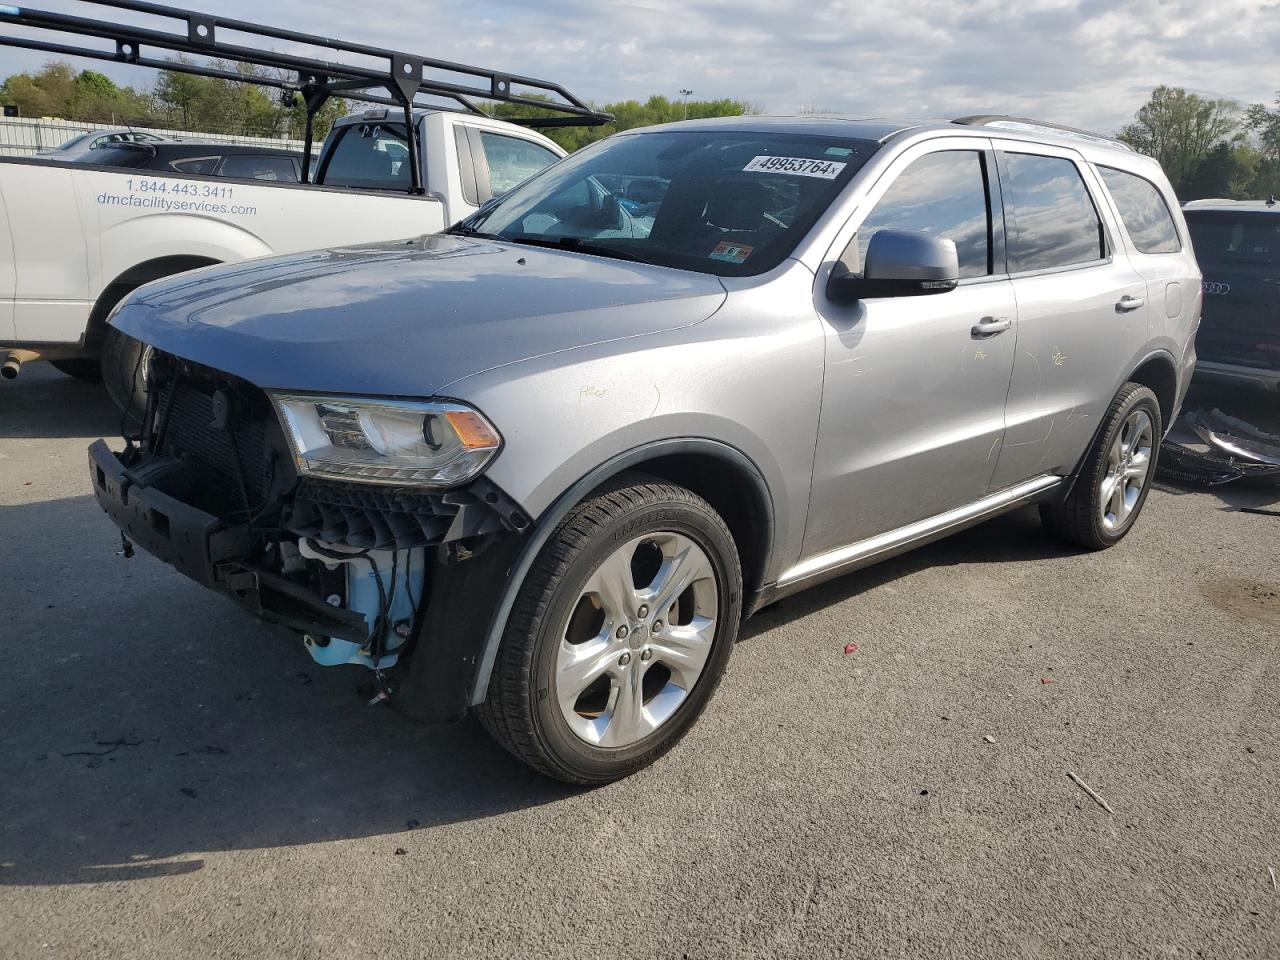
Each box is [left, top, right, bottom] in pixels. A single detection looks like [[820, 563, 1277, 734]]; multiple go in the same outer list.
[[1, 364, 1277, 960]]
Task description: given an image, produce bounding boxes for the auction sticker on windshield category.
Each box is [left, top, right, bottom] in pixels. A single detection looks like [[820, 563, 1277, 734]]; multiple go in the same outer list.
[[743, 156, 846, 179]]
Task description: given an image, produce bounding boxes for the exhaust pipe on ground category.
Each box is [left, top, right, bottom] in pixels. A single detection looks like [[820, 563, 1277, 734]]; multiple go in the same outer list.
[[1, 349, 40, 380]]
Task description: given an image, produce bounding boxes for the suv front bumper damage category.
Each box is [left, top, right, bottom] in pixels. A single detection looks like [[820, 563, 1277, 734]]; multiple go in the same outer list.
[[89, 433, 529, 724], [89, 439, 371, 642]]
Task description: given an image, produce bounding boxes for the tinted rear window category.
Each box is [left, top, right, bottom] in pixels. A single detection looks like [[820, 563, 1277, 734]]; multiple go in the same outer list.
[[1098, 166, 1181, 254], [1185, 211, 1280, 269], [218, 154, 299, 181], [1000, 152, 1105, 272], [321, 122, 410, 191]]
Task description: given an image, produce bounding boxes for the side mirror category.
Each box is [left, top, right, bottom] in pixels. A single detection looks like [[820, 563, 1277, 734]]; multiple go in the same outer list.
[[827, 229, 960, 303]]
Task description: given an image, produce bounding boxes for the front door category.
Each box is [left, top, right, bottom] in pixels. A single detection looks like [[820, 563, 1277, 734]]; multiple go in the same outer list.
[[804, 143, 1017, 558]]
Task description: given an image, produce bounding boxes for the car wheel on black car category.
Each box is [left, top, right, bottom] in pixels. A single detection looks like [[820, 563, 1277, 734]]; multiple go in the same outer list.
[[476, 473, 742, 785]]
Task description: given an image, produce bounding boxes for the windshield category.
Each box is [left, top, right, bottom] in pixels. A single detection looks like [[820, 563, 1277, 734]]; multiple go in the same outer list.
[[458, 129, 878, 276]]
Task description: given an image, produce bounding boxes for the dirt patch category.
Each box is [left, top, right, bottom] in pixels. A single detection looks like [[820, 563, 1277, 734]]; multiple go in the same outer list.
[[1199, 579, 1280, 629]]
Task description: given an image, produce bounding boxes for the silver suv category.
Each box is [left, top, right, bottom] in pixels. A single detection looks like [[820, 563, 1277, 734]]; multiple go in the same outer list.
[[90, 115, 1200, 783]]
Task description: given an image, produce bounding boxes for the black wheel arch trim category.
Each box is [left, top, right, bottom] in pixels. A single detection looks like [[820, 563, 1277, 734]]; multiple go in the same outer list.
[[466, 437, 775, 707]]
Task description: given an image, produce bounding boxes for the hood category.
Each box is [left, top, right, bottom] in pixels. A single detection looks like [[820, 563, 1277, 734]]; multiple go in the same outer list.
[[110, 234, 726, 397]]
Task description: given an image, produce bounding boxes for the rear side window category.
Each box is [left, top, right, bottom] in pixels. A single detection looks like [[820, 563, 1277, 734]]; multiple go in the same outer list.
[[171, 157, 219, 176], [1098, 166, 1181, 254], [218, 155, 299, 181], [477, 132, 560, 195], [1000, 153, 1105, 272], [849, 150, 991, 279], [321, 123, 411, 191]]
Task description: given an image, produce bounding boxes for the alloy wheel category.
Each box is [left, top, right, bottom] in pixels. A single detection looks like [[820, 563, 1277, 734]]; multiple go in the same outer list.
[[1099, 408, 1154, 532], [554, 532, 719, 748]]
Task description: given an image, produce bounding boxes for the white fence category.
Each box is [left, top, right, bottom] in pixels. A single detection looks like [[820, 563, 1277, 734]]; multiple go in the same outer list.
[[0, 116, 310, 156]]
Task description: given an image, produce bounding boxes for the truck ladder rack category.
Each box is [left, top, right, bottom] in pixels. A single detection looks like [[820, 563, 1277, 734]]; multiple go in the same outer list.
[[0, 0, 613, 192]]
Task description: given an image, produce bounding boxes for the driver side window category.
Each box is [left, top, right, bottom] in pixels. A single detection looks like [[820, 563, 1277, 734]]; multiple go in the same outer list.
[[847, 150, 992, 279]]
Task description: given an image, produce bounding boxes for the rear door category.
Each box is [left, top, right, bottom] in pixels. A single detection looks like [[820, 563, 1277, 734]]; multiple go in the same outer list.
[[1183, 209, 1280, 371], [988, 144, 1149, 488]]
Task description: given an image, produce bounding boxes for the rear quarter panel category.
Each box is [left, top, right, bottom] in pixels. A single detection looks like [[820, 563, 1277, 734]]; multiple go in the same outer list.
[[1088, 152, 1201, 410]]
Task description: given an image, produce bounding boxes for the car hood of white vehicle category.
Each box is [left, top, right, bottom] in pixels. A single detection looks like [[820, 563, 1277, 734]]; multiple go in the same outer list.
[[109, 233, 727, 397]]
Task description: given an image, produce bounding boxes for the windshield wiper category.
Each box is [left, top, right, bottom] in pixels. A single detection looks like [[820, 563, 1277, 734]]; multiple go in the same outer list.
[[445, 224, 505, 240], [506, 234, 654, 264]]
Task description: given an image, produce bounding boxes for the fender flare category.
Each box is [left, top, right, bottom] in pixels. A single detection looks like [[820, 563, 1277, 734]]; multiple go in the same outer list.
[[466, 437, 774, 707], [1049, 348, 1180, 504]]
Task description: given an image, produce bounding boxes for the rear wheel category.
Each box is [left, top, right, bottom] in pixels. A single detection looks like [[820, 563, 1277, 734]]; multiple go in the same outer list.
[[1040, 383, 1161, 549], [476, 475, 742, 785]]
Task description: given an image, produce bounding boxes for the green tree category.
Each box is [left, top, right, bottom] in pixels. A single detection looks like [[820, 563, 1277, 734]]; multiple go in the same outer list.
[[285, 92, 349, 142], [0, 62, 77, 118], [0, 62, 154, 123], [1180, 142, 1259, 200], [1117, 86, 1241, 193], [153, 58, 205, 128]]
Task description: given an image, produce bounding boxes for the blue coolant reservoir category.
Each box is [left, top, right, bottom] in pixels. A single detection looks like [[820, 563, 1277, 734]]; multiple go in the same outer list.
[[296, 541, 427, 670]]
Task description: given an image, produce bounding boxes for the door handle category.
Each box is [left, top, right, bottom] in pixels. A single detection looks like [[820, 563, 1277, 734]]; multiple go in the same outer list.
[[1116, 295, 1146, 312], [971, 316, 1011, 338]]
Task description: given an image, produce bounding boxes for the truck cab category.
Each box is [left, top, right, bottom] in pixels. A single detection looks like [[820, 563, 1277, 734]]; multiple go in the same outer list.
[[316, 109, 564, 221]]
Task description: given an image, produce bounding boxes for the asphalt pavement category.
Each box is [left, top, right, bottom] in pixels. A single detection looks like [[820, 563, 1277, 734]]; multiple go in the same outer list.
[[2, 364, 1277, 959]]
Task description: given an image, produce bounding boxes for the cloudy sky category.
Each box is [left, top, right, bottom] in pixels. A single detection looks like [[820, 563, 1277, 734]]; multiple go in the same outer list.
[[4, 0, 1279, 134]]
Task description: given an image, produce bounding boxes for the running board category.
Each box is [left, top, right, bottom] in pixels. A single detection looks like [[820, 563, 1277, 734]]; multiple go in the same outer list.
[[776, 475, 1063, 592]]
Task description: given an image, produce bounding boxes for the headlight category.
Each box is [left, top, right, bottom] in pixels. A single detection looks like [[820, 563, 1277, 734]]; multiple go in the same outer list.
[[270, 394, 501, 487]]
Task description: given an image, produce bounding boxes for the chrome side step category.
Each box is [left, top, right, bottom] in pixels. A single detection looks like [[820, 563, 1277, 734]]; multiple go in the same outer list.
[[777, 475, 1063, 590]]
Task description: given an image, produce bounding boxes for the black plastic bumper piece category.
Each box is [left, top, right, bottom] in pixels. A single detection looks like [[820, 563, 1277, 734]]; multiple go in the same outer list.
[[88, 440, 368, 642], [394, 532, 524, 726]]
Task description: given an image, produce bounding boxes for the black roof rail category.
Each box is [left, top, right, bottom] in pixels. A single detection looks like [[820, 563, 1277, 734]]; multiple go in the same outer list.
[[0, 1, 613, 192], [952, 115, 1131, 151]]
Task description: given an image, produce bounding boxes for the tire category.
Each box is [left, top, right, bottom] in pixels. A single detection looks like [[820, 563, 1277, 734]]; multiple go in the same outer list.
[[100, 325, 151, 428], [1040, 383, 1162, 550], [49, 358, 102, 382], [476, 473, 743, 785]]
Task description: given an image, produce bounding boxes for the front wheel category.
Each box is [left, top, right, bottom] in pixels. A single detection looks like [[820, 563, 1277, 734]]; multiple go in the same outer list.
[[476, 475, 743, 785], [1040, 382, 1162, 549]]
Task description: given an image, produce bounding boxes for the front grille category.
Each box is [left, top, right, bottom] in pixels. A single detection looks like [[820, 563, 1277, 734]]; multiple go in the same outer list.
[[151, 356, 278, 518], [285, 479, 456, 549], [284, 476, 528, 551]]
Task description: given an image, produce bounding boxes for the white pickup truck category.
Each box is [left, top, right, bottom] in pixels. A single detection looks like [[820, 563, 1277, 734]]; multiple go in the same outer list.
[[0, 107, 565, 406]]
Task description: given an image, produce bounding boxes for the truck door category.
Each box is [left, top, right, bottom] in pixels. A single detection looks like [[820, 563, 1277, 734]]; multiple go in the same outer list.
[[450, 120, 563, 219]]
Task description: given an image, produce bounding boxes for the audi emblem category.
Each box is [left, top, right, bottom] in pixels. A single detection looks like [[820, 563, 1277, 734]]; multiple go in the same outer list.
[[1202, 281, 1231, 295]]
